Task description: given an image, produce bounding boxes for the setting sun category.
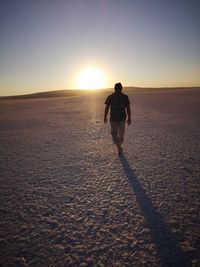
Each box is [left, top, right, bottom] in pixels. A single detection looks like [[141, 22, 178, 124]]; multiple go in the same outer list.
[[76, 67, 106, 90]]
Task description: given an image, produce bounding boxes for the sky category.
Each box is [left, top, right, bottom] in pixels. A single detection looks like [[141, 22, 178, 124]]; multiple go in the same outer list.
[[0, 0, 200, 96]]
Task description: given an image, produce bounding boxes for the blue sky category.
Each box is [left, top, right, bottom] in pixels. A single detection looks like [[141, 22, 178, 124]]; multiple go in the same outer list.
[[0, 0, 200, 96]]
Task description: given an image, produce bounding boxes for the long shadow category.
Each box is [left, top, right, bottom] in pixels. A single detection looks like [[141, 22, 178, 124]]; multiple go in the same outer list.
[[120, 155, 191, 267]]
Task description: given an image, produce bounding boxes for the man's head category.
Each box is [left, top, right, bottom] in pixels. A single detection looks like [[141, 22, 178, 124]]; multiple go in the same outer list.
[[114, 82, 123, 92]]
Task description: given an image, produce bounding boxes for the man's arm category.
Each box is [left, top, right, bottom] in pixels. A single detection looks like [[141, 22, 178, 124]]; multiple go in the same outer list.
[[126, 104, 131, 125], [104, 105, 109, 124]]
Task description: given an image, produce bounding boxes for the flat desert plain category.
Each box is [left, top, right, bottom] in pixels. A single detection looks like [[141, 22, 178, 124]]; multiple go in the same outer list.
[[0, 88, 200, 266]]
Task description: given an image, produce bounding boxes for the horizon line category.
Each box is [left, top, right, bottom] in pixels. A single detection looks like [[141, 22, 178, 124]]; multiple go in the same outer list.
[[0, 86, 200, 99]]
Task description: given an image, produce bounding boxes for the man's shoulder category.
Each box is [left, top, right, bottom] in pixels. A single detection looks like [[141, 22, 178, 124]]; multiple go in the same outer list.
[[106, 93, 115, 101], [121, 92, 128, 97], [105, 92, 129, 102], [108, 93, 115, 98], [118, 93, 129, 100], [105, 93, 113, 105], [120, 93, 130, 105], [109, 92, 128, 97]]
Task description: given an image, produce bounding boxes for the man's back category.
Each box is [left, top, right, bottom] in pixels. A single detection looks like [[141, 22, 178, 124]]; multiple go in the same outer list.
[[105, 91, 130, 121]]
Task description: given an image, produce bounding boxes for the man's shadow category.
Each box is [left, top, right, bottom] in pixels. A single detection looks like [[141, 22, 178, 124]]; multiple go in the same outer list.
[[120, 155, 191, 267]]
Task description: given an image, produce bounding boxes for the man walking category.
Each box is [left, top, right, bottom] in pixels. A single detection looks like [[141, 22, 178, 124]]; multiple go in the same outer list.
[[104, 82, 131, 156]]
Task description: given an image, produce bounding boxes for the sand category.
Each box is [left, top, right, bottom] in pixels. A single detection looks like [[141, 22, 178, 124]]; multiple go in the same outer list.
[[0, 88, 200, 266]]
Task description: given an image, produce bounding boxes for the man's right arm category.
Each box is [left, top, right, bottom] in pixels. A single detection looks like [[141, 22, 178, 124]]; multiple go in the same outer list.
[[126, 104, 131, 125], [104, 105, 109, 124]]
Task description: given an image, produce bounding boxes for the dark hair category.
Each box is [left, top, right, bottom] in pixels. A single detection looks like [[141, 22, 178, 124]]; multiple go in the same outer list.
[[115, 82, 123, 91]]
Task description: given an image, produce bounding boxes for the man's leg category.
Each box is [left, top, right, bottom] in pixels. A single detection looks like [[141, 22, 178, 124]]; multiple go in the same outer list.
[[118, 121, 126, 145], [110, 121, 119, 144], [111, 121, 123, 156]]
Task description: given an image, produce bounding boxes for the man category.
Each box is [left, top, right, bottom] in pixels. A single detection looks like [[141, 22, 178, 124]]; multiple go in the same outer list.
[[104, 82, 131, 156]]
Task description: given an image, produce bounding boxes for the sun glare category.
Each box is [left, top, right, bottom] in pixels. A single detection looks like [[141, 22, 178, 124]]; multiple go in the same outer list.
[[76, 67, 106, 90]]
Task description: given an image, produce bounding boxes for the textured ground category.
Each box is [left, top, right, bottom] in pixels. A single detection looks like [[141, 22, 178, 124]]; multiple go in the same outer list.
[[0, 89, 200, 266]]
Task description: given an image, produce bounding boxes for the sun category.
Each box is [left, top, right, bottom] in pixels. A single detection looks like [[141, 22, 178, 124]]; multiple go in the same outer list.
[[76, 67, 106, 90]]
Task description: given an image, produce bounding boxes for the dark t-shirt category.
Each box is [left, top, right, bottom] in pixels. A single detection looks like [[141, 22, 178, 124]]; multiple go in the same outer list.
[[105, 91, 130, 121]]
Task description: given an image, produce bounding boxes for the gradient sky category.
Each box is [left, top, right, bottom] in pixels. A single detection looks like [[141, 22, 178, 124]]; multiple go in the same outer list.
[[0, 0, 200, 96]]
